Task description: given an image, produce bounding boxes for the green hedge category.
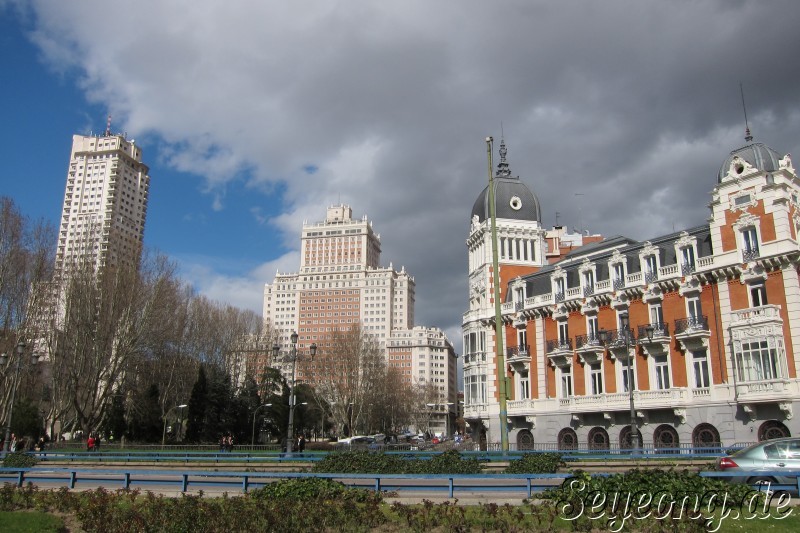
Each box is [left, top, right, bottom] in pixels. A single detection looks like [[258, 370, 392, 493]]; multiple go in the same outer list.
[[311, 449, 482, 474], [504, 452, 563, 474], [2, 452, 38, 468]]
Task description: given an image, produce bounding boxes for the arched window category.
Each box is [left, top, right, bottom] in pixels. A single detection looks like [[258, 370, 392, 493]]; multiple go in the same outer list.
[[692, 423, 721, 449], [653, 424, 680, 453], [588, 427, 609, 450], [619, 426, 643, 450], [517, 430, 534, 451], [558, 428, 578, 451], [758, 420, 790, 441]]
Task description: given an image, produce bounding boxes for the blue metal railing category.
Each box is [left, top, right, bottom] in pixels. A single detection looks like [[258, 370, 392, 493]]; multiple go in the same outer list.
[[23, 444, 745, 464], [1, 467, 797, 498]]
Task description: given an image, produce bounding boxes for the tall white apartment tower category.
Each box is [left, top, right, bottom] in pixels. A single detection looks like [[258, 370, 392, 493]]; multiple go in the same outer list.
[[55, 128, 150, 276]]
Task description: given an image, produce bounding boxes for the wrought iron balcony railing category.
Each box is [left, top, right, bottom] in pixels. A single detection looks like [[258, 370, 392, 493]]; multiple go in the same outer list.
[[742, 248, 760, 262], [637, 321, 669, 340], [506, 344, 530, 358], [674, 315, 709, 334], [546, 338, 572, 353], [575, 333, 604, 349]]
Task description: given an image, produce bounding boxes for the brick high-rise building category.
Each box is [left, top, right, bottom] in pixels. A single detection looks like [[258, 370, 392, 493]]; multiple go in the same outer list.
[[262, 204, 457, 434]]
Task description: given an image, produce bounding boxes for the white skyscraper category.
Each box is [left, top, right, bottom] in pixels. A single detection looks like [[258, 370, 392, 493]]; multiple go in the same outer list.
[[55, 126, 150, 276]]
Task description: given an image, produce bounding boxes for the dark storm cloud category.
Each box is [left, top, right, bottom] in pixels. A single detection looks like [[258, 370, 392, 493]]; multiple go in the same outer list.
[[23, 0, 800, 345]]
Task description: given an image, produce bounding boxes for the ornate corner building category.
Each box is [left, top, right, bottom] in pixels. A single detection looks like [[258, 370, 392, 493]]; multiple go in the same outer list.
[[462, 136, 800, 450]]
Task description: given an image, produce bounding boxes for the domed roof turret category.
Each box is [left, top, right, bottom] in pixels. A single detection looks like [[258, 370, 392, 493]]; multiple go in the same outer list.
[[718, 139, 783, 184], [471, 139, 542, 223]]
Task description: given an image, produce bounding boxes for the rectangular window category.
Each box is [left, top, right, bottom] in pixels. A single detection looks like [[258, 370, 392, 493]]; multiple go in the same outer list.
[[620, 359, 635, 393], [590, 363, 603, 395], [681, 246, 695, 267], [654, 355, 670, 389], [560, 366, 573, 398], [750, 284, 768, 307], [650, 303, 664, 328], [692, 350, 710, 388], [558, 321, 569, 344], [736, 340, 784, 382], [517, 329, 528, 351], [687, 297, 702, 321], [555, 278, 565, 295], [519, 371, 530, 400], [583, 270, 594, 290], [645, 255, 658, 275], [587, 316, 599, 340], [613, 263, 625, 289], [742, 227, 759, 257]]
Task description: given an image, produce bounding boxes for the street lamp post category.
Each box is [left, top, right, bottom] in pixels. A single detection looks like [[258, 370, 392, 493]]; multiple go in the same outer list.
[[161, 404, 188, 448], [251, 403, 273, 446], [599, 317, 654, 453], [1, 340, 39, 453], [272, 332, 316, 458]]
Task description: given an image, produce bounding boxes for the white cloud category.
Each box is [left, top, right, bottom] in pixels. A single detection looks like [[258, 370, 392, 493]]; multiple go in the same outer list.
[[19, 0, 800, 346]]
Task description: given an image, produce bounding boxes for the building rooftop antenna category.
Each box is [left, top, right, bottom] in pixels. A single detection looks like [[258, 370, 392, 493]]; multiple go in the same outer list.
[[104, 114, 112, 137], [740, 83, 753, 142]]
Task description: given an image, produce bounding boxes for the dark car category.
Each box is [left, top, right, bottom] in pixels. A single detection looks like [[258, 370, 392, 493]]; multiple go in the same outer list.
[[715, 437, 800, 490]]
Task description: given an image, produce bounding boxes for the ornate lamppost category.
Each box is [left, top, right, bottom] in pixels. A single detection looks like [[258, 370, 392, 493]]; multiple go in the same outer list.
[[599, 317, 654, 453], [272, 332, 316, 457], [251, 403, 273, 446]]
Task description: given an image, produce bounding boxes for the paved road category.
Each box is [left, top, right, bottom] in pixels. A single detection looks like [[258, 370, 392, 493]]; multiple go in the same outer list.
[[3, 466, 564, 503]]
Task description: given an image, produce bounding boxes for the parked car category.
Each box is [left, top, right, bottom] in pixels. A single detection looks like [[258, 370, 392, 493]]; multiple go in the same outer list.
[[715, 437, 800, 491]]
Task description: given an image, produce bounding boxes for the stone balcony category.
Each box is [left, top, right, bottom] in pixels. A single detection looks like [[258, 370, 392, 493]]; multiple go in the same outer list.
[[729, 305, 782, 328], [503, 379, 800, 419]]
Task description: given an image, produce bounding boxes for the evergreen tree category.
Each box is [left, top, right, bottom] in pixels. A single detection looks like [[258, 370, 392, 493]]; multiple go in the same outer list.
[[185, 365, 208, 442], [128, 384, 161, 442]]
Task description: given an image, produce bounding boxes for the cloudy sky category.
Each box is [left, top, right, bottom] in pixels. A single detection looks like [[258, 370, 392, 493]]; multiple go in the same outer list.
[[3, 1, 800, 351]]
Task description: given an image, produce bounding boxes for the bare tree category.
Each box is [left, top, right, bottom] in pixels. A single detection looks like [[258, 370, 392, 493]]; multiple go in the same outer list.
[[313, 324, 385, 437], [50, 250, 185, 435], [408, 379, 443, 436], [0, 196, 55, 432]]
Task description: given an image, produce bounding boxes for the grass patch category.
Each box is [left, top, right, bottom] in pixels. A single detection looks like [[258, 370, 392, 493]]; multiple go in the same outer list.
[[0, 510, 66, 532]]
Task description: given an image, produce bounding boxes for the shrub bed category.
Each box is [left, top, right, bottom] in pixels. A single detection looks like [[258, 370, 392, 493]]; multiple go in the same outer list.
[[311, 449, 482, 474], [1, 452, 38, 468], [0, 481, 793, 532], [504, 452, 563, 474]]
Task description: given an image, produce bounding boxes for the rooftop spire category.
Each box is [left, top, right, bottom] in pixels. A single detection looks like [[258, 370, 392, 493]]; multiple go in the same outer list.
[[740, 83, 753, 142], [495, 137, 511, 178]]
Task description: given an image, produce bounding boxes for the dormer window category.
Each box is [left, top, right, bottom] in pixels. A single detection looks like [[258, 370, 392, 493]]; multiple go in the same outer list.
[[582, 270, 595, 297], [680, 246, 696, 275], [741, 227, 760, 261], [514, 285, 525, 311], [644, 255, 658, 283], [612, 263, 625, 290], [554, 277, 566, 302]]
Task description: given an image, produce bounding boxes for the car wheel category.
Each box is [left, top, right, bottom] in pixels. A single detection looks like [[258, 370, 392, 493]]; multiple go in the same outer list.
[[746, 476, 790, 498], [747, 476, 776, 488]]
